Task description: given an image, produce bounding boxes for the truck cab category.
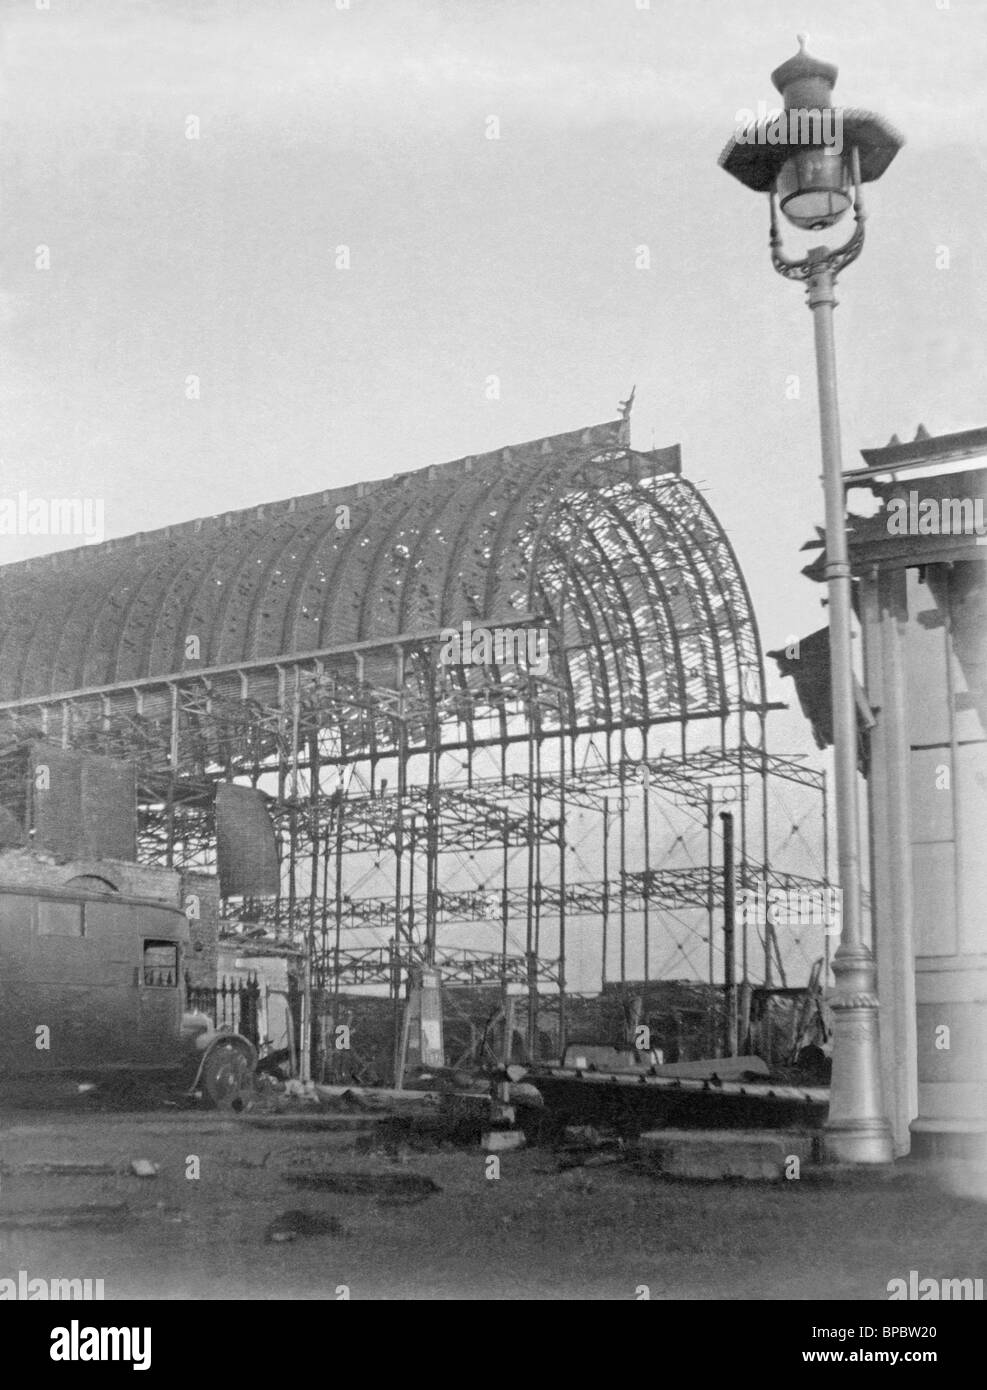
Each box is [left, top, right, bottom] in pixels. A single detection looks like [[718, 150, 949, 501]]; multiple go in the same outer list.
[[0, 879, 255, 1107]]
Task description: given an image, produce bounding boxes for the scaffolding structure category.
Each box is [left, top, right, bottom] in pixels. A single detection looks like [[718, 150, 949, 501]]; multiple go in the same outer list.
[[0, 416, 828, 1061]]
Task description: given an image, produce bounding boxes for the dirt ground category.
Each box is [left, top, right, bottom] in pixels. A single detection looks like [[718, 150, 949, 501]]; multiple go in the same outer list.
[[1, 1102, 984, 1301]]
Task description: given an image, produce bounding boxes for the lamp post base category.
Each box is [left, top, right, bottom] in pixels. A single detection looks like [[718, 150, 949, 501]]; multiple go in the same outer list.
[[824, 940, 895, 1164], [824, 1118, 895, 1165]]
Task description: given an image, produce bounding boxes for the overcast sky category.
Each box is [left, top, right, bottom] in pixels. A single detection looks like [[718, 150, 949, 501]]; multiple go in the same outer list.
[[1, 0, 985, 756]]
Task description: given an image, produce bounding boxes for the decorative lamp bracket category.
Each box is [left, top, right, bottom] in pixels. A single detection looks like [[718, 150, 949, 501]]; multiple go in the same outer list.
[[769, 146, 867, 284]]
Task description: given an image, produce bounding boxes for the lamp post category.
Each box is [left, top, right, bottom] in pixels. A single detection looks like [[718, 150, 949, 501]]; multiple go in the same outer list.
[[720, 37, 904, 1163]]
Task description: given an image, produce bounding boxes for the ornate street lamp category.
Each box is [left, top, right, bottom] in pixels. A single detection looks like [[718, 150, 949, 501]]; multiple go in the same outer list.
[[719, 38, 904, 1164]]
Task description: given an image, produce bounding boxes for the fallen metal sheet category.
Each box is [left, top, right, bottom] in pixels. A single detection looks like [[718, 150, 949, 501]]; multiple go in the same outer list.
[[531, 1066, 828, 1133], [535, 1066, 827, 1104], [281, 1170, 441, 1201], [265, 1209, 345, 1242], [650, 1055, 771, 1082], [0, 1202, 130, 1231], [243, 1114, 385, 1132], [0, 1161, 118, 1176], [316, 1084, 444, 1106]]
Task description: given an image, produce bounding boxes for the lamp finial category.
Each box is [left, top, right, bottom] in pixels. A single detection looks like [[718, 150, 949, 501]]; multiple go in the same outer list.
[[797, 32, 809, 53]]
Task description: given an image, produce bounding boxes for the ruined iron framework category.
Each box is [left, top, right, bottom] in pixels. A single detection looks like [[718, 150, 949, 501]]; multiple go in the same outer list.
[[0, 418, 827, 1056]]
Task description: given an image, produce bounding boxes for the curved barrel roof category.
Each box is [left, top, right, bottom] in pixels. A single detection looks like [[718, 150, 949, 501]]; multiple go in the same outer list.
[[0, 419, 765, 738]]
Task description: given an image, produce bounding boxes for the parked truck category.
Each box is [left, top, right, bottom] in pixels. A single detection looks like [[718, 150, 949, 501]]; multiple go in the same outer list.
[[0, 874, 256, 1109]]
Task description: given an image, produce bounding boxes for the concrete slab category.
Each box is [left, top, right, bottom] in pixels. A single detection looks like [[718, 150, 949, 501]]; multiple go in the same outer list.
[[243, 1113, 384, 1132], [637, 1128, 820, 1181], [651, 1055, 770, 1082], [482, 1129, 526, 1152], [314, 1084, 443, 1105]]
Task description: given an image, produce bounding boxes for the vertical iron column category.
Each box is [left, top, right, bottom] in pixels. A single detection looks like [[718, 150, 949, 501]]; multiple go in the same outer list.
[[289, 668, 301, 932], [601, 796, 610, 989], [759, 714, 773, 1063], [502, 806, 511, 1067], [619, 756, 627, 986], [425, 742, 440, 968], [407, 816, 416, 951], [706, 784, 716, 1054], [738, 709, 749, 986], [822, 769, 832, 985], [165, 683, 179, 869], [320, 820, 331, 996], [641, 756, 651, 985], [392, 715, 408, 1087], [721, 810, 737, 1057], [557, 724, 568, 1060], [272, 668, 287, 939], [291, 668, 311, 1083], [525, 712, 538, 1058], [308, 732, 320, 996], [332, 791, 345, 1080], [532, 735, 543, 1055]]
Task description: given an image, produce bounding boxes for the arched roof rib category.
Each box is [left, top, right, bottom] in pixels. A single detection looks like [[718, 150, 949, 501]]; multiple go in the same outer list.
[[0, 419, 767, 748]]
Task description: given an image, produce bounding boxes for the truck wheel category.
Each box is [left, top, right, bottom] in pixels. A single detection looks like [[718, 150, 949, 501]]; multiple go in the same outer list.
[[200, 1041, 255, 1112]]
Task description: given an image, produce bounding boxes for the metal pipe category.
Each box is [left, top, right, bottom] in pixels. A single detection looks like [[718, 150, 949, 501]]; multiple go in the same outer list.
[[292, 668, 310, 1084], [738, 702, 749, 984], [502, 806, 511, 1067], [760, 711, 773, 1063], [706, 784, 716, 1053], [392, 723, 407, 1087], [332, 792, 344, 1080], [558, 723, 568, 1059], [806, 254, 892, 1163], [642, 755, 651, 985], [320, 820, 330, 996], [601, 796, 610, 989], [407, 815, 416, 951], [424, 684, 440, 967], [525, 714, 538, 1058], [532, 735, 543, 1054], [619, 756, 627, 986], [822, 768, 831, 985], [721, 810, 737, 1057], [165, 683, 178, 868], [811, 268, 863, 951]]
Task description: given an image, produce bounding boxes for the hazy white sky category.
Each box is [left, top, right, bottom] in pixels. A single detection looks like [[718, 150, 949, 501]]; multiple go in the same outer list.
[[1, 0, 985, 755]]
